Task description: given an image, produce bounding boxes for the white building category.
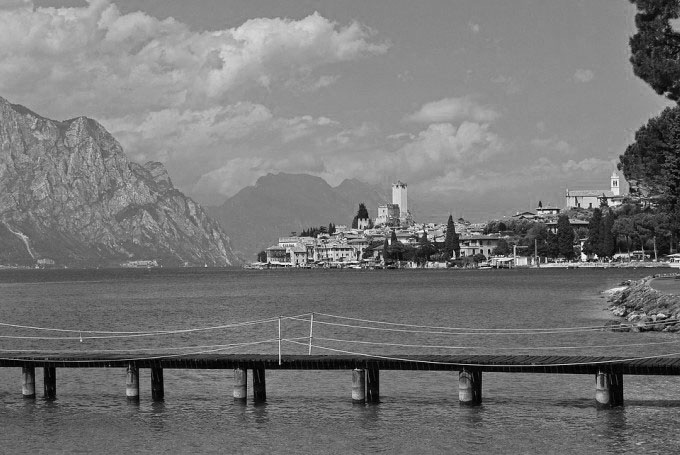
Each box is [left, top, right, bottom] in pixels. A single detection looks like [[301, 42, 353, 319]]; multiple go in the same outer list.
[[565, 172, 624, 209]]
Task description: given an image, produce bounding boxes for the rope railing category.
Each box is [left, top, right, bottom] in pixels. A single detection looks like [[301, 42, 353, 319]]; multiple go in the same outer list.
[[311, 336, 680, 351], [0, 313, 312, 336], [285, 338, 680, 368], [1, 311, 679, 364]]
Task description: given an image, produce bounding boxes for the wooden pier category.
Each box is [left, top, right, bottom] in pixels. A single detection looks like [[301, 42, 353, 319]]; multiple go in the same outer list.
[[4, 353, 680, 407]]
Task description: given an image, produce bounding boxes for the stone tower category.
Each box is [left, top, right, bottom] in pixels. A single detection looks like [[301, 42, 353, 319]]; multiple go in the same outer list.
[[392, 181, 408, 217], [610, 171, 620, 196]]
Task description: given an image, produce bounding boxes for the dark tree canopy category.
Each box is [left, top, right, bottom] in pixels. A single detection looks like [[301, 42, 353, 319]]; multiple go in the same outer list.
[[629, 0, 680, 101], [619, 106, 680, 210]]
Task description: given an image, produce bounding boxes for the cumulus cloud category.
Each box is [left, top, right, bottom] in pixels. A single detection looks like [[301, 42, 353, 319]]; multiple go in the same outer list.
[[405, 96, 500, 124], [468, 21, 480, 34], [0, 1, 389, 118], [573, 68, 594, 83], [0, 1, 393, 203]]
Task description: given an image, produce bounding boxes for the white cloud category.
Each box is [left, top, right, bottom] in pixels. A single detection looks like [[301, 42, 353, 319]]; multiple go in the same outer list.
[[573, 68, 594, 83], [468, 21, 480, 34], [0, 2, 389, 118], [405, 96, 500, 124]]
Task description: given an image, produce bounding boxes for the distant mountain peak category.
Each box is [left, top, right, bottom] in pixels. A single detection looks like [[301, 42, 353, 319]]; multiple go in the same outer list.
[[208, 172, 388, 260]]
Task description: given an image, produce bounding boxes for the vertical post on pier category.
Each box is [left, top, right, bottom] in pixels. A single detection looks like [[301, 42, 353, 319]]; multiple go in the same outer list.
[[278, 316, 282, 366], [366, 366, 380, 404], [126, 363, 140, 401], [459, 369, 482, 406], [352, 369, 366, 404], [234, 367, 247, 403], [43, 365, 56, 400], [151, 366, 164, 401], [22, 365, 35, 398], [308, 313, 314, 355], [253, 366, 266, 404], [595, 371, 623, 407]]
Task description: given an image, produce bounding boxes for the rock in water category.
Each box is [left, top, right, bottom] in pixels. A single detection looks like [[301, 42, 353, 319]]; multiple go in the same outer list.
[[0, 96, 238, 267]]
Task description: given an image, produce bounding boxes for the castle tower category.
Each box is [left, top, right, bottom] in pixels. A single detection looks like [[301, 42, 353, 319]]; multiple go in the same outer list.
[[392, 181, 408, 217], [610, 172, 620, 196]]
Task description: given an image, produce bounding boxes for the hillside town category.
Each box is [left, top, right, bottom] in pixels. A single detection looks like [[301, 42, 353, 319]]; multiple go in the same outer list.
[[253, 173, 634, 269]]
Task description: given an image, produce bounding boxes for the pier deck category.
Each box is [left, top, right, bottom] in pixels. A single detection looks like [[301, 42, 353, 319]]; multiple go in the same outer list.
[[2, 353, 680, 375]]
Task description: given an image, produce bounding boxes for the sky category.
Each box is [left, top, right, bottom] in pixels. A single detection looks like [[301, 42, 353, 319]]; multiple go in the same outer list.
[[0, 0, 673, 221]]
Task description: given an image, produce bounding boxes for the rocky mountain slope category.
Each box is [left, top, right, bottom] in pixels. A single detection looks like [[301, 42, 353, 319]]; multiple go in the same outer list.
[[0, 97, 238, 267], [208, 173, 389, 260]]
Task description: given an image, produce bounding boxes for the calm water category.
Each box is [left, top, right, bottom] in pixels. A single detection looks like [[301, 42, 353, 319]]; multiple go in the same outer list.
[[0, 267, 679, 454]]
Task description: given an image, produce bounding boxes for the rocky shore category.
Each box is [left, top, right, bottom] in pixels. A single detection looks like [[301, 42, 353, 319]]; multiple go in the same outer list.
[[605, 274, 680, 332]]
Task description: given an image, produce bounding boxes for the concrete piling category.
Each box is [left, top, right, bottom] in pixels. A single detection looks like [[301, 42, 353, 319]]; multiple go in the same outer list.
[[126, 363, 140, 401], [22, 366, 35, 398], [459, 369, 482, 405], [352, 369, 366, 404], [233, 368, 247, 402], [595, 371, 623, 407]]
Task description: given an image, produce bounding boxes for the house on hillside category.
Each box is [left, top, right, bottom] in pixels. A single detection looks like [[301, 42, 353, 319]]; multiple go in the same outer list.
[[545, 219, 589, 234], [536, 206, 561, 217]]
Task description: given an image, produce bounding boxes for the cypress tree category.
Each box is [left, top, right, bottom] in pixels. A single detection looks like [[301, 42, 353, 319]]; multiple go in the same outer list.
[[600, 210, 616, 258], [556, 214, 575, 259], [584, 208, 602, 258], [444, 215, 455, 260]]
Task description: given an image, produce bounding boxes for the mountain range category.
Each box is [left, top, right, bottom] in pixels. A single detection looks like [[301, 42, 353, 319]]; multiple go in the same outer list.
[[207, 173, 389, 260], [0, 97, 238, 267]]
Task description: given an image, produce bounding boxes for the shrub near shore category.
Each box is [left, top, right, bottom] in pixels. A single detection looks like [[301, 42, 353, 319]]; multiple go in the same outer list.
[[606, 275, 680, 332]]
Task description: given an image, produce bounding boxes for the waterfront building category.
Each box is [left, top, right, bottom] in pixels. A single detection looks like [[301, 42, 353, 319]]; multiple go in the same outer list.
[[459, 235, 502, 258], [314, 240, 359, 264], [565, 171, 624, 209], [265, 245, 288, 264]]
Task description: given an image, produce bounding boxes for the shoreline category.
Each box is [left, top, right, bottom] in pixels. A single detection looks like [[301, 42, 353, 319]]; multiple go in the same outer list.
[[604, 273, 680, 332]]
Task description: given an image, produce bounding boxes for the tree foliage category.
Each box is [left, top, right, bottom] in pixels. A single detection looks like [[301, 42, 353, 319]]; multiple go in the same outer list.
[[619, 106, 680, 211], [629, 0, 680, 101]]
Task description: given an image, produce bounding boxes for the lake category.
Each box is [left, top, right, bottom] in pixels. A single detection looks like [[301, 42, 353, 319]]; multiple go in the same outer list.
[[0, 267, 678, 454]]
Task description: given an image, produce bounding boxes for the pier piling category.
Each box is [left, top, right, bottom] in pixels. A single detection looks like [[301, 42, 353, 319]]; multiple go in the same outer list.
[[43, 366, 56, 400], [253, 367, 266, 404], [459, 369, 482, 406], [126, 363, 139, 401], [151, 366, 164, 401], [352, 369, 366, 404], [21, 366, 35, 398], [233, 368, 247, 402], [595, 371, 623, 407], [366, 367, 380, 404]]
